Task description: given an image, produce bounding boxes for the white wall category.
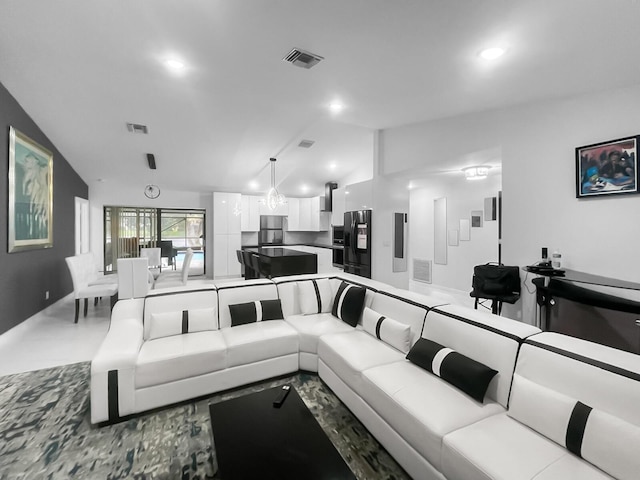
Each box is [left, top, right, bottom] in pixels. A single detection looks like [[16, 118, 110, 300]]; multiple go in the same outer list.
[[408, 172, 501, 294], [371, 175, 411, 288], [89, 182, 213, 277], [381, 84, 640, 324]]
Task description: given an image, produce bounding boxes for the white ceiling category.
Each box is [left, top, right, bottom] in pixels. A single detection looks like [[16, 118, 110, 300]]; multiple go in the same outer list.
[[2, 1, 639, 197]]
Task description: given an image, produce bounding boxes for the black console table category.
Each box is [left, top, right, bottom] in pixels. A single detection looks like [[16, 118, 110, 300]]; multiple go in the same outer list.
[[526, 267, 640, 354]]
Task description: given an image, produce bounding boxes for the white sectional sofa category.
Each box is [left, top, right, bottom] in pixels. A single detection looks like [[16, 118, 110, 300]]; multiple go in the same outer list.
[[91, 272, 640, 480]]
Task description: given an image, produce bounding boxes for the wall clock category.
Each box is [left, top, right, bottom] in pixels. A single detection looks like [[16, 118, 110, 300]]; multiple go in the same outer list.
[[144, 184, 161, 199]]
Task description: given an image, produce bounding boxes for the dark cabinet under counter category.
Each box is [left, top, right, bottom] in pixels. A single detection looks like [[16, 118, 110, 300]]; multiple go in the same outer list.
[[530, 269, 640, 354], [243, 247, 317, 278]]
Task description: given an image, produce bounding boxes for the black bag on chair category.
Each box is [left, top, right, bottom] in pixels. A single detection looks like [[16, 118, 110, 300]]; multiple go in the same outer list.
[[471, 263, 521, 298]]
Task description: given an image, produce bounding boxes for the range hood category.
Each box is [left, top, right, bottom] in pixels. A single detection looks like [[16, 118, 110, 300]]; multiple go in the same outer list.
[[322, 182, 337, 212]]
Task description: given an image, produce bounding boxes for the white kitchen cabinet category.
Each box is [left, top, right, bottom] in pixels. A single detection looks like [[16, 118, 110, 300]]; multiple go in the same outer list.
[[309, 197, 330, 231], [213, 233, 241, 278], [213, 192, 241, 234], [286, 198, 300, 231], [298, 198, 312, 231], [213, 192, 242, 278], [286, 196, 329, 231], [258, 197, 288, 216], [344, 180, 373, 212], [241, 195, 260, 232], [227, 233, 241, 276], [331, 188, 346, 226]]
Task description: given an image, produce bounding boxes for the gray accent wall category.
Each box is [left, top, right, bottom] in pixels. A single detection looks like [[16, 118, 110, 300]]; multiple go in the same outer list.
[[0, 82, 88, 335]]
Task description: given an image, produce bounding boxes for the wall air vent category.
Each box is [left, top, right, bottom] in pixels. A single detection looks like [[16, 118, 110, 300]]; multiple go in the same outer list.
[[126, 123, 149, 134], [412, 259, 432, 284], [283, 48, 324, 69], [298, 139, 315, 148]]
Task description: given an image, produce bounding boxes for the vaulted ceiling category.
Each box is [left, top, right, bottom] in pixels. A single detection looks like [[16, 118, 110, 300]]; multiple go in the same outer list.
[[1, 1, 639, 196]]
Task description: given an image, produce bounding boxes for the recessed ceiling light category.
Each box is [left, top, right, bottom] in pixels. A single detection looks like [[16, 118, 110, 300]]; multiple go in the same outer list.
[[479, 47, 505, 60], [249, 180, 259, 189], [300, 184, 309, 193], [329, 162, 337, 170], [329, 102, 344, 114], [164, 59, 185, 70]]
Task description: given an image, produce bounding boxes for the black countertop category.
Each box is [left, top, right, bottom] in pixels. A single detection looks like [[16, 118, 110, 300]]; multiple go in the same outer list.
[[243, 243, 341, 250], [244, 247, 317, 258]]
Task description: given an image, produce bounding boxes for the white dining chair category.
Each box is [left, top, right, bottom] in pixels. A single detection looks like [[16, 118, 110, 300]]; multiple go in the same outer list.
[[140, 247, 162, 279], [65, 254, 118, 323]]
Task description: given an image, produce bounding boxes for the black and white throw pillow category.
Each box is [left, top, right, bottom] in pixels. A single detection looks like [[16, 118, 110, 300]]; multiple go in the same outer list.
[[298, 278, 333, 315], [229, 299, 284, 327], [406, 338, 498, 402], [331, 281, 366, 327], [148, 307, 217, 340], [362, 307, 412, 353]]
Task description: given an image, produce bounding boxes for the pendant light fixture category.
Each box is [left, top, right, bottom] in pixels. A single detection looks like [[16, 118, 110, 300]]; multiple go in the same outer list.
[[266, 157, 286, 210]]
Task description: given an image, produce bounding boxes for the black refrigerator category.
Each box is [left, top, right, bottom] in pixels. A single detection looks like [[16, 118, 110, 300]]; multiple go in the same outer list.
[[343, 210, 372, 278]]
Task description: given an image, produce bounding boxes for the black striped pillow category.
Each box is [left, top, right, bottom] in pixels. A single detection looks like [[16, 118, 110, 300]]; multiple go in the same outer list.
[[406, 338, 498, 402], [229, 299, 284, 327], [331, 281, 366, 327], [298, 279, 333, 315]]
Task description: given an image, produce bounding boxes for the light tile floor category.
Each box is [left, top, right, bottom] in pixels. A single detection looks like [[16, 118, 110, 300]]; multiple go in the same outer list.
[[0, 295, 111, 377]]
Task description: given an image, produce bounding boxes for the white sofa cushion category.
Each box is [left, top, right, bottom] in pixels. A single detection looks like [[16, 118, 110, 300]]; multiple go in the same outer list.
[[362, 307, 412, 354], [515, 333, 640, 426], [424, 304, 541, 407], [509, 374, 640, 480], [318, 330, 405, 396], [148, 307, 217, 340], [136, 331, 227, 388], [286, 312, 354, 354], [361, 360, 505, 472], [298, 278, 333, 314], [221, 320, 299, 368], [441, 413, 611, 480]]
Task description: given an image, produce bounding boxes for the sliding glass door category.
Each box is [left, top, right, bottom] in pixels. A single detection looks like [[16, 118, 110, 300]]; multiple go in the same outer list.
[[104, 206, 205, 275]]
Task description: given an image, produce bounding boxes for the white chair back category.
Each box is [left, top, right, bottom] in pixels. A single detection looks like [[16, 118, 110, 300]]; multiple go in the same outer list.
[[180, 249, 194, 284], [140, 248, 162, 268], [66, 255, 87, 296]]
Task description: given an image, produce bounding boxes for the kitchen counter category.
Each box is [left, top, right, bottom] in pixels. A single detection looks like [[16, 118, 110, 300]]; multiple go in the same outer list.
[[242, 247, 317, 277], [243, 243, 340, 250], [244, 247, 314, 257]]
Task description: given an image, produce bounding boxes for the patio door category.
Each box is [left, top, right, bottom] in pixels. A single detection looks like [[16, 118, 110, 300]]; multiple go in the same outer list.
[[103, 206, 205, 275]]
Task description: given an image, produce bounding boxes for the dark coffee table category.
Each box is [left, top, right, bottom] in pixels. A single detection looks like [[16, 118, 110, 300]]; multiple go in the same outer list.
[[209, 385, 356, 479]]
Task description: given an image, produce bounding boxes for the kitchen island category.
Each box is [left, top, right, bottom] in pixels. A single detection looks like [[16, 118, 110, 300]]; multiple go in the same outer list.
[[243, 247, 317, 278]]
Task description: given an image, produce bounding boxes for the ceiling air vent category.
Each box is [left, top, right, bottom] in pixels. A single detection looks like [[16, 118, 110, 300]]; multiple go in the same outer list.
[[283, 48, 324, 69], [298, 139, 315, 148], [126, 122, 149, 134]]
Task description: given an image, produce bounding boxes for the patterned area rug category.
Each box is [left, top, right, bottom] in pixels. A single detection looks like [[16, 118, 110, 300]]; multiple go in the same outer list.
[[0, 363, 410, 479]]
